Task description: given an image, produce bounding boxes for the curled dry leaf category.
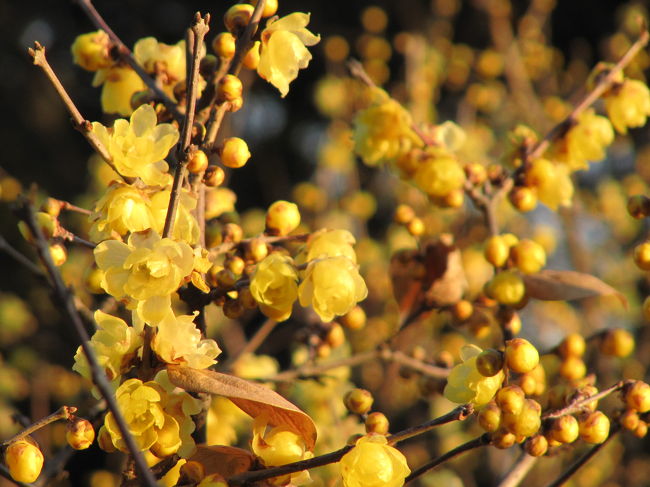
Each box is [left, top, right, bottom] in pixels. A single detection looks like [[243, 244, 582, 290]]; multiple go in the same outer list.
[[189, 445, 255, 478], [167, 365, 317, 449], [523, 269, 628, 308]]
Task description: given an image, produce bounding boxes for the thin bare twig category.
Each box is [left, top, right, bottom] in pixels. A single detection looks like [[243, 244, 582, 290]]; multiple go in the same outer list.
[[222, 318, 278, 371], [0, 234, 44, 276], [1, 406, 76, 446], [74, 0, 183, 122], [542, 381, 626, 420], [497, 453, 538, 487], [388, 404, 473, 444], [15, 200, 158, 487]]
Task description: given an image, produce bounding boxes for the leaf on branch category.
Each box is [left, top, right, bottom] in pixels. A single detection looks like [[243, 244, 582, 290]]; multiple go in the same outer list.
[[523, 269, 628, 308], [167, 365, 317, 449], [189, 445, 255, 478]]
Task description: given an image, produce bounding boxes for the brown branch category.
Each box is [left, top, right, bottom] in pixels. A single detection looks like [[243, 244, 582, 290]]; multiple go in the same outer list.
[[527, 28, 649, 161], [542, 381, 627, 420], [28, 43, 127, 180], [497, 453, 538, 487], [222, 318, 278, 372], [74, 0, 183, 122], [14, 200, 158, 487], [1, 406, 76, 446], [208, 233, 310, 259], [405, 434, 491, 484], [0, 234, 44, 277], [544, 426, 620, 487], [388, 404, 473, 444], [163, 14, 210, 239]]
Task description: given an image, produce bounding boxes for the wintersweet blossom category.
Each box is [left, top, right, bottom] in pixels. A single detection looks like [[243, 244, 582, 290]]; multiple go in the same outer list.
[[604, 79, 650, 134], [340, 434, 410, 487], [443, 344, 505, 406], [151, 311, 221, 369], [92, 104, 178, 185], [93, 229, 194, 324], [150, 188, 200, 245], [257, 13, 320, 97], [305, 229, 357, 263], [72, 310, 143, 385], [298, 256, 368, 322], [92, 66, 146, 116], [250, 253, 299, 321]]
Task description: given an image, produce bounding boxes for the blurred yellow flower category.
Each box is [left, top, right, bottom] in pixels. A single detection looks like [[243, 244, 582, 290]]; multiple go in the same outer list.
[[250, 253, 299, 321], [71, 30, 113, 71], [152, 311, 221, 369], [340, 434, 410, 487], [443, 344, 504, 406], [305, 229, 357, 263], [92, 104, 178, 186], [298, 256, 367, 322], [92, 66, 146, 116], [551, 109, 614, 170], [93, 229, 194, 324], [257, 12, 320, 97], [525, 158, 574, 210], [150, 188, 200, 245], [605, 79, 650, 134]]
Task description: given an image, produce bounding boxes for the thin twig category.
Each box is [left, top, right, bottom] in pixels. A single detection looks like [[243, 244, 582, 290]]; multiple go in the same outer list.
[[222, 318, 278, 371], [544, 426, 620, 487], [0, 234, 44, 277], [163, 13, 210, 239], [15, 200, 158, 487], [74, 0, 183, 122], [1, 406, 76, 446], [405, 434, 491, 483], [497, 453, 538, 487], [208, 233, 310, 259], [28, 43, 125, 180], [388, 404, 473, 444], [527, 28, 649, 161], [542, 381, 626, 419]]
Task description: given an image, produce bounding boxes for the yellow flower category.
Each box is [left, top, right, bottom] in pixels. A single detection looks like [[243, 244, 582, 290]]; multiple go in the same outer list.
[[151, 311, 221, 369], [305, 229, 357, 263], [92, 104, 178, 186], [205, 187, 237, 220], [89, 181, 156, 242], [412, 148, 466, 199], [93, 229, 194, 324], [251, 414, 313, 485], [92, 66, 146, 116], [353, 88, 422, 166], [71, 30, 113, 71], [443, 344, 504, 406], [257, 12, 320, 97], [250, 253, 299, 321], [72, 310, 143, 385], [340, 434, 410, 487], [524, 158, 574, 210], [551, 109, 614, 170], [604, 79, 650, 134], [298, 256, 368, 322], [150, 188, 200, 245]]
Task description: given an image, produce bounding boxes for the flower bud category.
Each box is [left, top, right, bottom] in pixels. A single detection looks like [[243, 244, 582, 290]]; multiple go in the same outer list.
[[217, 74, 243, 104], [266, 200, 301, 236], [223, 296, 245, 319], [634, 242, 650, 270], [496, 385, 525, 415], [505, 338, 539, 374], [509, 186, 538, 212], [476, 349, 504, 377], [394, 204, 415, 224], [340, 306, 366, 330], [548, 415, 579, 444], [242, 41, 261, 70], [557, 333, 586, 359], [524, 434, 548, 457], [187, 149, 209, 174], [451, 299, 474, 322], [510, 239, 546, 274], [66, 417, 95, 450], [220, 137, 251, 169], [600, 328, 635, 357], [365, 412, 390, 435], [71, 30, 112, 71], [505, 399, 542, 438], [578, 411, 610, 444], [252, 0, 278, 18], [625, 381, 650, 413], [620, 409, 640, 431], [484, 235, 510, 268], [326, 323, 346, 349], [204, 166, 225, 187], [212, 32, 236, 59], [222, 222, 244, 243], [224, 4, 254, 34], [478, 402, 502, 432], [344, 388, 374, 415], [180, 460, 206, 484], [634, 421, 648, 438], [49, 243, 68, 267], [245, 238, 269, 263], [406, 217, 425, 237], [491, 429, 516, 449], [485, 271, 526, 305], [4, 437, 44, 483], [558, 356, 587, 381]]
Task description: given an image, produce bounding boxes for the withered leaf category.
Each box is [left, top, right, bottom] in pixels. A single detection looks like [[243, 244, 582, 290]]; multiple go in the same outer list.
[[523, 269, 627, 308], [167, 365, 317, 449], [189, 445, 255, 478]]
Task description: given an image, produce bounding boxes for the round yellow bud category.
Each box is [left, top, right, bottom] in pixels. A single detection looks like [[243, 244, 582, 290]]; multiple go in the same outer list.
[[600, 328, 635, 357], [49, 243, 67, 267], [4, 437, 44, 483], [344, 388, 374, 415], [548, 415, 579, 444], [406, 217, 425, 236], [524, 434, 548, 457], [204, 166, 226, 187], [217, 74, 243, 103], [220, 137, 251, 168], [66, 417, 96, 450], [558, 333, 586, 359], [485, 271, 526, 305], [266, 200, 301, 236], [245, 238, 269, 263], [558, 356, 587, 381], [509, 186, 538, 212], [478, 402, 502, 432], [224, 4, 254, 33], [505, 338, 539, 374], [242, 41, 261, 70], [620, 409, 640, 431], [476, 349, 504, 377], [340, 306, 367, 330], [223, 298, 245, 319], [633, 241, 650, 270], [496, 385, 526, 415], [510, 239, 546, 274], [451, 299, 474, 322], [71, 30, 112, 71], [484, 235, 510, 267], [326, 323, 346, 349], [187, 149, 209, 174], [394, 204, 415, 224], [578, 411, 610, 444], [625, 381, 650, 413], [252, 0, 278, 17], [365, 412, 390, 435], [634, 421, 648, 438], [212, 32, 236, 59], [491, 429, 516, 449]]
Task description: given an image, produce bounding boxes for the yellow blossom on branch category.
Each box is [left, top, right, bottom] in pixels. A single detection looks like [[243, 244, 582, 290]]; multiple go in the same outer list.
[[257, 12, 320, 97], [604, 79, 650, 134], [93, 229, 194, 324], [443, 344, 504, 406], [250, 253, 299, 321], [92, 104, 178, 185], [92, 66, 146, 116], [339, 434, 410, 487], [304, 229, 357, 263]]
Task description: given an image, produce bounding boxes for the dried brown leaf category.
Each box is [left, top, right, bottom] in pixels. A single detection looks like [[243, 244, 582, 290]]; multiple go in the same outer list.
[[189, 445, 255, 478], [523, 269, 627, 308], [167, 365, 317, 449]]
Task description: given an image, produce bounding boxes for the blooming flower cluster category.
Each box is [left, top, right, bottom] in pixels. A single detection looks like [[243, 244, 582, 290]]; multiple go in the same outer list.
[[340, 435, 411, 487], [444, 345, 505, 406]]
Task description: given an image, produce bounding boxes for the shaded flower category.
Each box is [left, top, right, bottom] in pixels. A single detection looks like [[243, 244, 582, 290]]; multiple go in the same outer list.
[[443, 344, 504, 406], [340, 434, 410, 487]]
